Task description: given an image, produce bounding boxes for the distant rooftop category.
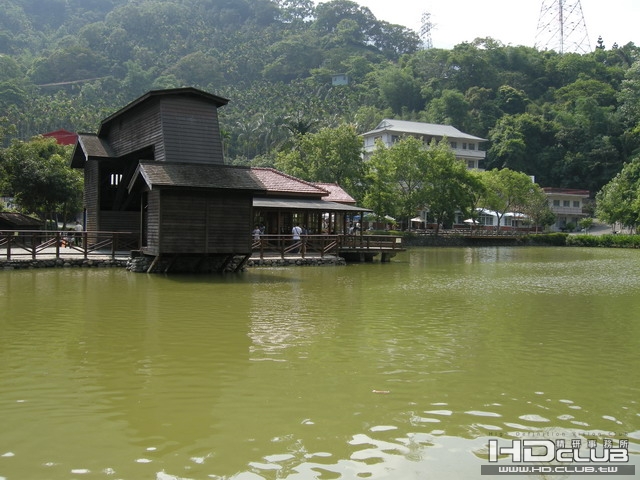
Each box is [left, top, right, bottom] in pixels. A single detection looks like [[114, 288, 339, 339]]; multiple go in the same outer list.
[[363, 119, 486, 142], [542, 187, 590, 196]]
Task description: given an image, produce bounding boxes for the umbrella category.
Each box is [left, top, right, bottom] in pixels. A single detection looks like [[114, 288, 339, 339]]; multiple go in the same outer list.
[[463, 218, 479, 224]]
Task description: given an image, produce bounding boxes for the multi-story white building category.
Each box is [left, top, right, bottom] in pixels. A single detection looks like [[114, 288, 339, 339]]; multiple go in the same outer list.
[[361, 119, 487, 170], [542, 187, 590, 231]]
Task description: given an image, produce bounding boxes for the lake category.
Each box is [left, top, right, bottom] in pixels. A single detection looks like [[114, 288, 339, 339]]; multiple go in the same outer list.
[[0, 247, 638, 479]]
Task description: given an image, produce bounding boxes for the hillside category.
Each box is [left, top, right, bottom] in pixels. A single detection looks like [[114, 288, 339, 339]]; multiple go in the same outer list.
[[1, 0, 639, 193]]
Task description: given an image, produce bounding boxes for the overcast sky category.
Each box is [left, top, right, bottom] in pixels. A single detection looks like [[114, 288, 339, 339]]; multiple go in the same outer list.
[[320, 0, 639, 51]]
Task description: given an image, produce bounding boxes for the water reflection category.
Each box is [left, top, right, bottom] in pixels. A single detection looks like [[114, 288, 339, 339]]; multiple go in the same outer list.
[[0, 247, 638, 479]]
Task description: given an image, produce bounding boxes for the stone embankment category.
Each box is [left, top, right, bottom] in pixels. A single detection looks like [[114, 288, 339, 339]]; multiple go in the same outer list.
[[246, 257, 345, 267], [1, 258, 128, 270], [1, 255, 345, 272]]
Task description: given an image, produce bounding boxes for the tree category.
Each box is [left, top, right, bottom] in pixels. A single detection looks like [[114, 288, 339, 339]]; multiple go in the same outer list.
[[481, 168, 536, 230], [521, 185, 556, 233], [275, 124, 366, 199], [363, 136, 481, 234], [362, 140, 396, 221], [384, 136, 429, 225], [375, 64, 424, 114], [487, 113, 559, 185], [422, 140, 479, 235], [0, 137, 83, 226], [596, 157, 640, 231]]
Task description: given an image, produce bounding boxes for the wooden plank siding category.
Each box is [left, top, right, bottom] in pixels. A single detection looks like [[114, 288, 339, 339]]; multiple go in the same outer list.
[[157, 190, 252, 254], [84, 160, 99, 233], [143, 190, 160, 255], [160, 97, 225, 165], [99, 211, 139, 232], [105, 99, 165, 161]]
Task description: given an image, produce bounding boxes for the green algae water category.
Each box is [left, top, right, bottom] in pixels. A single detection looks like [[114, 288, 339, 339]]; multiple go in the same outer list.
[[0, 246, 639, 479]]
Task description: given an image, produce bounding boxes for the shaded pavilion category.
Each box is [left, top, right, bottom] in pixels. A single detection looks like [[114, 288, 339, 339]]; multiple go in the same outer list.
[[251, 168, 368, 235]]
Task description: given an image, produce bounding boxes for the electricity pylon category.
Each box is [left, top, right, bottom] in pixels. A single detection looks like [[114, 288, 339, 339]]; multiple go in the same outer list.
[[535, 0, 591, 53], [420, 11, 434, 49]]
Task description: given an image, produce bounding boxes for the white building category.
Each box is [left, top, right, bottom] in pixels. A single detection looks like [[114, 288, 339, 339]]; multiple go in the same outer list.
[[361, 119, 487, 170], [542, 188, 590, 231]]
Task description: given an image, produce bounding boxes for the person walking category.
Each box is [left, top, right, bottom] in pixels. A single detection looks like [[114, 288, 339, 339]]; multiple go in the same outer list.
[[291, 223, 303, 254]]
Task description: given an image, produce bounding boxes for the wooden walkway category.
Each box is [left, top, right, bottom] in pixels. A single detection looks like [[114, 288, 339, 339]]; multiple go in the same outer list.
[[252, 234, 404, 262], [1, 231, 404, 264], [0, 230, 137, 261]]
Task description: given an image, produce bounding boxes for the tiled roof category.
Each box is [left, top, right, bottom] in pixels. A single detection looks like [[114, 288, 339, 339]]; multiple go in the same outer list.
[[70, 134, 116, 168], [251, 168, 328, 197], [363, 119, 487, 142], [130, 161, 266, 192], [42, 129, 78, 146], [542, 187, 590, 196], [0, 212, 42, 228], [313, 183, 356, 204]]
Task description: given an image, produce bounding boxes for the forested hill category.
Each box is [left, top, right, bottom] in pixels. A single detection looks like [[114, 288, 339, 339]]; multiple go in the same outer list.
[[1, 0, 640, 193]]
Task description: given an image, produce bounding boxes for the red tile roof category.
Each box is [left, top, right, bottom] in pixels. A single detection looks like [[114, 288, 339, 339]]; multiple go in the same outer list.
[[42, 129, 78, 145], [251, 168, 328, 197], [313, 183, 356, 204]]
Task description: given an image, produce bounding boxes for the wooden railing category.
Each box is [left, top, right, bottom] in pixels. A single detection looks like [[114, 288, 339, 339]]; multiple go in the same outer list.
[[0, 230, 139, 260], [411, 228, 532, 236], [252, 234, 340, 259], [251, 234, 403, 259]]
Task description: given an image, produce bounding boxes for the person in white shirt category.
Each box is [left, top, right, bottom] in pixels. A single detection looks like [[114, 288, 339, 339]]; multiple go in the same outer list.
[[292, 224, 303, 253]]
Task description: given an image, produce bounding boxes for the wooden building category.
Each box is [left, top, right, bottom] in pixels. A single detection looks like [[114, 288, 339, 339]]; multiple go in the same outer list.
[[70, 88, 265, 272], [70, 87, 375, 272]]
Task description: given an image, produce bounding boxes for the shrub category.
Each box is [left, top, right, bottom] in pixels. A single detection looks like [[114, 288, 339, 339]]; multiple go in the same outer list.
[[566, 234, 640, 248], [524, 233, 568, 246]]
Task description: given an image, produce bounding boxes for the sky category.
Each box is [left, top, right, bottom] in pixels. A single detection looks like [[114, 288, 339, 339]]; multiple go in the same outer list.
[[322, 0, 639, 51]]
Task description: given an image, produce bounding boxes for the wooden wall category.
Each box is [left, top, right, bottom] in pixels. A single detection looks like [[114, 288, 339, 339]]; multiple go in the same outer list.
[[103, 95, 224, 166], [161, 96, 224, 165], [143, 190, 160, 255], [105, 99, 164, 161], [151, 190, 252, 255], [84, 160, 99, 232], [99, 211, 140, 232]]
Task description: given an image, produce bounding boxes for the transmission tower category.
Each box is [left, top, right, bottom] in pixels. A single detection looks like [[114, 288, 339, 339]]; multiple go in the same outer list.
[[420, 12, 435, 49], [535, 0, 591, 54]]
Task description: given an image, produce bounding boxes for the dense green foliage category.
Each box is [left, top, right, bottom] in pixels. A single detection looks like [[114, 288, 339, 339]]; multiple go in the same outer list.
[[1, 0, 640, 205], [566, 233, 640, 247], [595, 157, 640, 231], [0, 136, 82, 224]]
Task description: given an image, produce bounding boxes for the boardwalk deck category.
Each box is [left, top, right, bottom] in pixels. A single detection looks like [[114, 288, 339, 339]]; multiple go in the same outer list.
[[251, 234, 404, 262], [0, 230, 137, 261]]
